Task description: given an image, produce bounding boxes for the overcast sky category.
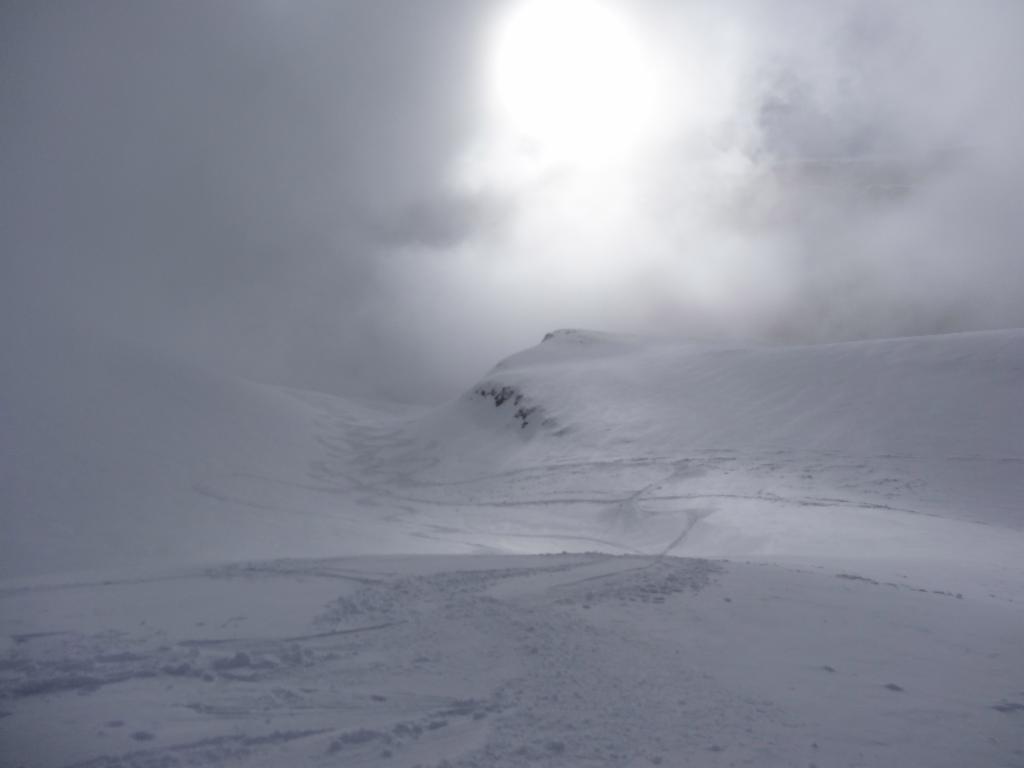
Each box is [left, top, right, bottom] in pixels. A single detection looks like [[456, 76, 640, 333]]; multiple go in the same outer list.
[[3, 0, 1023, 401]]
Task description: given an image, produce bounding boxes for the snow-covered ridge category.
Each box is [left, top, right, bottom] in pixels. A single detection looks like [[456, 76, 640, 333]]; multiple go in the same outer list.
[[423, 329, 1024, 526], [478, 327, 1024, 458], [375, 327, 1024, 570]]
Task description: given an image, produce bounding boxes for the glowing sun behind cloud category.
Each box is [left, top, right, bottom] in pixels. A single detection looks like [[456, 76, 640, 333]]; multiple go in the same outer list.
[[487, 0, 660, 167]]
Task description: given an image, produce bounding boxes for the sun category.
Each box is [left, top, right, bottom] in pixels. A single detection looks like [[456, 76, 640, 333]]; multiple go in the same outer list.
[[488, 0, 659, 166]]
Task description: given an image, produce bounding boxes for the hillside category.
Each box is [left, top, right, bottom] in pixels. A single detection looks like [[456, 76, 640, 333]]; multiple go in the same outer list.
[[394, 328, 1024, 564], [3, 328, 1022, 575], [0, 331, 429, 578], [2, 329, 1023, 767]]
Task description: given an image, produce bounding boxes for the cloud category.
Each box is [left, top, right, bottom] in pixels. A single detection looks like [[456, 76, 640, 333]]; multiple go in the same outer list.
[[3, 0, 1023, 401]]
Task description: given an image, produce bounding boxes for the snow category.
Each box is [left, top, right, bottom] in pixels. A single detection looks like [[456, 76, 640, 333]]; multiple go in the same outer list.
[[3, 555, 1022, 766], [2, 329, 1023, 765]]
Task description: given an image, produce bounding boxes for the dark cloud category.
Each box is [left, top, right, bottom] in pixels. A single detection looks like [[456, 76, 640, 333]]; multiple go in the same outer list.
[[1, 0, 496, 399]]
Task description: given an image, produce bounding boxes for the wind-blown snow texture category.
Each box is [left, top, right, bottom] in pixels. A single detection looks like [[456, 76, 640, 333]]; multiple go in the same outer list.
[[2, 330, 1023, 766]]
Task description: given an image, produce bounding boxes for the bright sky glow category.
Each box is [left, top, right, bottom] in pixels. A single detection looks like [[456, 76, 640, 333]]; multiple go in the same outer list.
[[489, 0, 660, 166]]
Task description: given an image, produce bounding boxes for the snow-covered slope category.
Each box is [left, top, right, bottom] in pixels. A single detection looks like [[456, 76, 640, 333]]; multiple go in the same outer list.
[[388, 328, 1024, 566], [3, 554, 1022, 768], [484, 328, 1024, 463], [3, 329, 1023, 767], [3, 328, 1022, 574], [0, 332, 430, 578]]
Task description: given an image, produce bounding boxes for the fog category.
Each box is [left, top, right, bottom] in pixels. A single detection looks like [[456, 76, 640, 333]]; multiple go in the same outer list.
[[3, 0, 1023, 402]]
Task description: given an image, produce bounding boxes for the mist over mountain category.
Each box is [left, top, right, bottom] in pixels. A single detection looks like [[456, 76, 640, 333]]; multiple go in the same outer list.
[[3, 2, 1023, 765], [3, 1, 1024, 400]]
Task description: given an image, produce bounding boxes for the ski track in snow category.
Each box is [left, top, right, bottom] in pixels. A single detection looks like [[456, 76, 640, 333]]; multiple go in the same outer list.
[[2, 555, 1023, 767]]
